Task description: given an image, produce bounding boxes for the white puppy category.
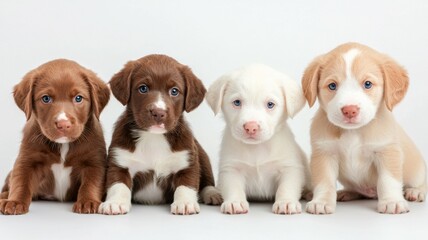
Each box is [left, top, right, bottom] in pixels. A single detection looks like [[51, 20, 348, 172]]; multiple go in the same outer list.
[[206, 64, 309, 214]]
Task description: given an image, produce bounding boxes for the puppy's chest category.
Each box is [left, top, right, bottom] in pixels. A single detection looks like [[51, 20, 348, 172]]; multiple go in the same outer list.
[[49, 143, 72, 201]]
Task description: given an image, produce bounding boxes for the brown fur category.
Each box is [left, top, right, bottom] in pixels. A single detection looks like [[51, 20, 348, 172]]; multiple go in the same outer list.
[[0, 59, 110, 215]]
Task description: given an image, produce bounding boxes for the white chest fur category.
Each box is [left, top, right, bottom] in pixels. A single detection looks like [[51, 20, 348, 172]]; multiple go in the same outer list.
[[51, 143, 72, 201]]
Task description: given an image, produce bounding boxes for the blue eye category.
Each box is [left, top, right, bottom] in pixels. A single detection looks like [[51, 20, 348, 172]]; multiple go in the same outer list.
[[328, 82, 337, 91], [74, 95, 83, 103], [41, 95, 52, 104], [233, 100, 241, 107], [170, 87, 179, 97], [364, 81, 373, 89], [267, 101, 275, 109], [139, 84, 149, 94]]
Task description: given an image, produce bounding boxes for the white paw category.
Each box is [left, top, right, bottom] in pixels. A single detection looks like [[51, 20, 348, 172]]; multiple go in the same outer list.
[[272, 200, 302, 214], [98, 201, 131, 215], [404, 188, 426, 202], [200, 186, 223, 205], [170, 201, 200, 215], [306, 200, 335, 214], [378, 200, 409, 214], [221, 201, 249, 214]]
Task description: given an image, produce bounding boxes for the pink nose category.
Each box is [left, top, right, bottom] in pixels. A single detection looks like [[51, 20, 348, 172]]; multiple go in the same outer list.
[[341, 105, 360, 118], [244, 121, 259, 135], [56, 120, 71, 131]]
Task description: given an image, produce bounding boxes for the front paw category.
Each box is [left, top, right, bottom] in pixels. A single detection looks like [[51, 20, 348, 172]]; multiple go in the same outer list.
[[404, 188, 426, 202], [306, 200, 335, 214], [0, 200, 29, 215], [221, 201, 249, 214], [273, 200, 302, 214], [200, 186, 223, 205], [171, 201, 200, 215], [73, 200, 101, 214], [378, 200, 409, 214], [98, 201, 131, 215]]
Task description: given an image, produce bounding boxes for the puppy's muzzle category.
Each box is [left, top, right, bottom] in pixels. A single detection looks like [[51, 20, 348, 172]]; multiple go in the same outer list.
[[150, 108, 167, 123]]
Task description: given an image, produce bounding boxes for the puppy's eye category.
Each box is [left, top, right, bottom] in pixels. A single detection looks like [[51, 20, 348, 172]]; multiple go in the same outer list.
[[138, 84, 149, 94], [170, 87, 179, 97], [267, 101, 275, 109], [74, 95, 83, 103], [328, 82, 337, 91], [41, 95, 52, 104], [233, 100, 241, 107], [364, 81, 373, 89]]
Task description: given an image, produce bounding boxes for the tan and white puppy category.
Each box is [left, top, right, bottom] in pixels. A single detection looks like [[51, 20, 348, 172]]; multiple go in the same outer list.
[[207, 64, 309, 214], [302, 42, 426, 214]]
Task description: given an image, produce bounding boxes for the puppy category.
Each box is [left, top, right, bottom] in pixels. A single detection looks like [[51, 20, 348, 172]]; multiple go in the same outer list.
[[206, 64, 309, 214], [302, 42, 427, 214], [0, 59, 110, 215], [99, 54, 221, 215]]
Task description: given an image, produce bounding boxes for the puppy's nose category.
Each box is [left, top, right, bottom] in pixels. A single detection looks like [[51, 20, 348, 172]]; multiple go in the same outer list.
[[244, 121, 259, 135], [56, 120, 72, 131], [341, 105, 360, 118], [150, 108, 167, 122]]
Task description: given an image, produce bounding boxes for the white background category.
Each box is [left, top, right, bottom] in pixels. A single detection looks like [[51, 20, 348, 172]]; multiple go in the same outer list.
[[0, 0, 427, 239]]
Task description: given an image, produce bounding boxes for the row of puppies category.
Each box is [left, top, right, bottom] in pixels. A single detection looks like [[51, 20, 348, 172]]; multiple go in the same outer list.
[[0, 42, 426, 216]]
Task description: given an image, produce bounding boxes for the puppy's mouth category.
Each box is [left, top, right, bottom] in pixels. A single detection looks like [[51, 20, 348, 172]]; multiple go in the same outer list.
[[147, 124, 167, 134]]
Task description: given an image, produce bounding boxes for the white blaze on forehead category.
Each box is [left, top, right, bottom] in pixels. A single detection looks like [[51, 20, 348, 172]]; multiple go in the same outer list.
[[154, 93, 166, 110], [57, 111, 68, 121], [343, 48, 361, 81]]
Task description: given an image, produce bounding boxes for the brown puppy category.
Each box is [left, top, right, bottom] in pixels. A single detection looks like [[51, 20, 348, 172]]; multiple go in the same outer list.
[[0, 59, 110, 215], [99, 54, 221, 215]]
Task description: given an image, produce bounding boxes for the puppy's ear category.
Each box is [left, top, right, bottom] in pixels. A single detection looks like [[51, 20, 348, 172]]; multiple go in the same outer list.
[[280, 76, 306, 118], [301, 56, 323, 107], [205, 74, 229, 115], [81, 69, 110, 119], [109, 61, 135, 106], [381, 57, 409, 111], [181, 66, 206, 113], [13, 71, 38, 120]]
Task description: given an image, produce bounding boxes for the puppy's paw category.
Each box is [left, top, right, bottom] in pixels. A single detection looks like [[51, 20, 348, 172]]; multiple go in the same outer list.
[[378, 200, 409, 214], [73, 199, 101, 214], [0, 200, 29, 215], [306, 200, 335, 214], [200, 186, 223, 205], [98, 201, 131, 215], [170, 201, 200, 215], [221, 201, 249, 214], [337, 190, 363, 202], [404, 188, 426, 202], [272, 200, 302, 214]]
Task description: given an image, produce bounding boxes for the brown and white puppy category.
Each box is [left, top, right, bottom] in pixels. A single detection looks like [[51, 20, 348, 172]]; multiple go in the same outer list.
[[0, 59, 110, 215], [99, 54, 221, 215], [302, 42, 426, 214]]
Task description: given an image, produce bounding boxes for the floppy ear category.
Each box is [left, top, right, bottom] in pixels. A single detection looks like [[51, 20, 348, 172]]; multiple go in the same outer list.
[[13, 71, 38, 120], [205, 74, 230, 115], [81, 69, 110, 119], [381, 58, 409, 111], [109, 61, 135, 106], [301, 56, 323, 107], [280, 75, 306, 118], [180, 66, 207, 113]]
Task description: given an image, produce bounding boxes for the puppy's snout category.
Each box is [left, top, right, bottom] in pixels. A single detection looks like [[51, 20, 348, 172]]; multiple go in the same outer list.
[[341, 105, 360, 119], [244, 121, 259, 135], [150, 108, 167, 122], [56, 120, 72, 131]]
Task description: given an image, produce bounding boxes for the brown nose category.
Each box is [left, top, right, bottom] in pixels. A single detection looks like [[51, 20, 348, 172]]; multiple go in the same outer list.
[[56, 120, 72, 131], [341, 105, 360, 118], [243, 121, 259, 135], [150, 108, 167, 122]]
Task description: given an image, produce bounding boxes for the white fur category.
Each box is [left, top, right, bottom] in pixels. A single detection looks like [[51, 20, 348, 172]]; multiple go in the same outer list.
[[206, 64, 308, 214], [99, 183, 132, 215], [55, 137, 70, 144], [51, 143, 71, 201], [133, 180, 165, 204], [154, 93, 166, 110], [56, 111, 68, 121], [170, 186, 200, 215]]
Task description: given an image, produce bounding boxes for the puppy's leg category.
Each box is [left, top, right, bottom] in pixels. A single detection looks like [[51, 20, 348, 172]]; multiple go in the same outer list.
[[219, 170, 249, 214], [306, 151, 339, 214], [337, 190, 365, 202], [171, 166, 201, 215], [98, 164, 132, 215], [375, 145, 409, 214], [73, 165, 105, 214], [196, 141, 222, 205], [273, 167, 305, 214], [1, 172, 11, 199]]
